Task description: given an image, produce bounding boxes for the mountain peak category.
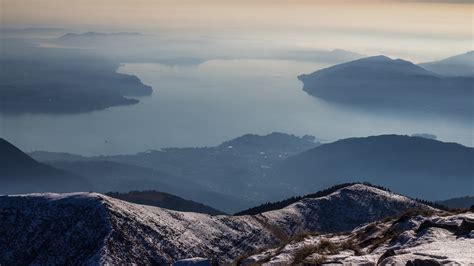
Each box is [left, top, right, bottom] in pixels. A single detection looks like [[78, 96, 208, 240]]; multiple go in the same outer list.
[[0, 138, 37, 168], [261, 183, 425, 232], [0, 139, 89, 194], [299, 55, 433, 80], [358, 55, 392, 62], [297, 54, 473, 115], [275, 134, 473, 201], [219, 132, 318, 150]]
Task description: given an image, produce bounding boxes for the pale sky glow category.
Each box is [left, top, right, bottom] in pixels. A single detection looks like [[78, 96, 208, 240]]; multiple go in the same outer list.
[[1, 0, 473, 60], [2, 0, 472, 34]]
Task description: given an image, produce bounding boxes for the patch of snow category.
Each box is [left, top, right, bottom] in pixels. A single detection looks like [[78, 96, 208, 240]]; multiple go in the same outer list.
[[173, 257, 211, 266]]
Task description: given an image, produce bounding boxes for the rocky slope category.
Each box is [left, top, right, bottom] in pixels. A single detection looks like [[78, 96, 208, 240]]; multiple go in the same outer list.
[[0, 184, 428, 264], [242, 211, 474, 265]]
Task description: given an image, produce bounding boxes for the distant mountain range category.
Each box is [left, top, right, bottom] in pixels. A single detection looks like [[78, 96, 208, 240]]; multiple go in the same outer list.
[[49, 160, 178, 193], [420, 51, 474, 77], [274, 48, 364, 63], [0, 138, 88, 194], [437, 196, 474, 209], [27, 133, 473, 212], [56, 32, 144, 46], [272, 135, 473, 201], [53, 31, 210, 66], [0, 139, 231, 215], [0, 27, 72, 38], [298, 54, 473, 115], [0, 184, 434, 264], [53, 32, 363, 65], [30, 132, 321, 212]]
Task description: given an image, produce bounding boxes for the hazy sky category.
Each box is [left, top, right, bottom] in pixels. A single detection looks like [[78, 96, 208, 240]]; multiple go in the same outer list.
[[2, 0, 471, 34], [1, 0, 473, 60]]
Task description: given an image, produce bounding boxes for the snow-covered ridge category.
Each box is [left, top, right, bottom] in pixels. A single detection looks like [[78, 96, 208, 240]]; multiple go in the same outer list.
[[243, 212, 474, 265], [259, 184, 426, 235], [0, 184, 432, 264]]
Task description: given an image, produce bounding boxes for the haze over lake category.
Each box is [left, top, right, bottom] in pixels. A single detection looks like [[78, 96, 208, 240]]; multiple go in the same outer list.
[[1, 58, 472, 155]]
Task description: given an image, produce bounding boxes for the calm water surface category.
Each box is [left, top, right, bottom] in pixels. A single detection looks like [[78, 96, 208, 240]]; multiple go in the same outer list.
[[1, 59, 472, 155]]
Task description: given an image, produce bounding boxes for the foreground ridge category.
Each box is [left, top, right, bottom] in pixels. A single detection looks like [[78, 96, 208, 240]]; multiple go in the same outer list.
[[242, 210, 474, 265], [0, 184, 434, 264]]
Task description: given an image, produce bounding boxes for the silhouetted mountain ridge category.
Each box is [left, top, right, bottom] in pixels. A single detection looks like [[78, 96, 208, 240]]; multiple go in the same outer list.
[[56, 32, 144, 46], [0, 40, 152, 114], [273, 135, 473, 201], [0, 138, 89, 194], [298, 55, 473, 115], [219, 132, 317, 151], [420, 51, 474, 77], [437, 196, 474, 209], [302, 55, 435, 79], [106, 190, 225, 215], [30, 132, 320, 212], [28, 134, 473, 210]]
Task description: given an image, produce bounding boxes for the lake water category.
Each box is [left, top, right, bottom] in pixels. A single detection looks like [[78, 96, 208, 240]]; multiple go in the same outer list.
[[1, 59, 472, 155]]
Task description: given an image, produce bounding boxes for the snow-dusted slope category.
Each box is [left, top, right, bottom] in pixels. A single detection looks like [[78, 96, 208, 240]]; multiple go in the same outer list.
[[259, 184, 425, 235], [243, 212, 474, 265], [0, 184, 431, 264]]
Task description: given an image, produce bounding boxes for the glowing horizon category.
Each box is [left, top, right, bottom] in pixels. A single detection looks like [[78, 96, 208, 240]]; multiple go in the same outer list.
[[1, 0, 472, 61]]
